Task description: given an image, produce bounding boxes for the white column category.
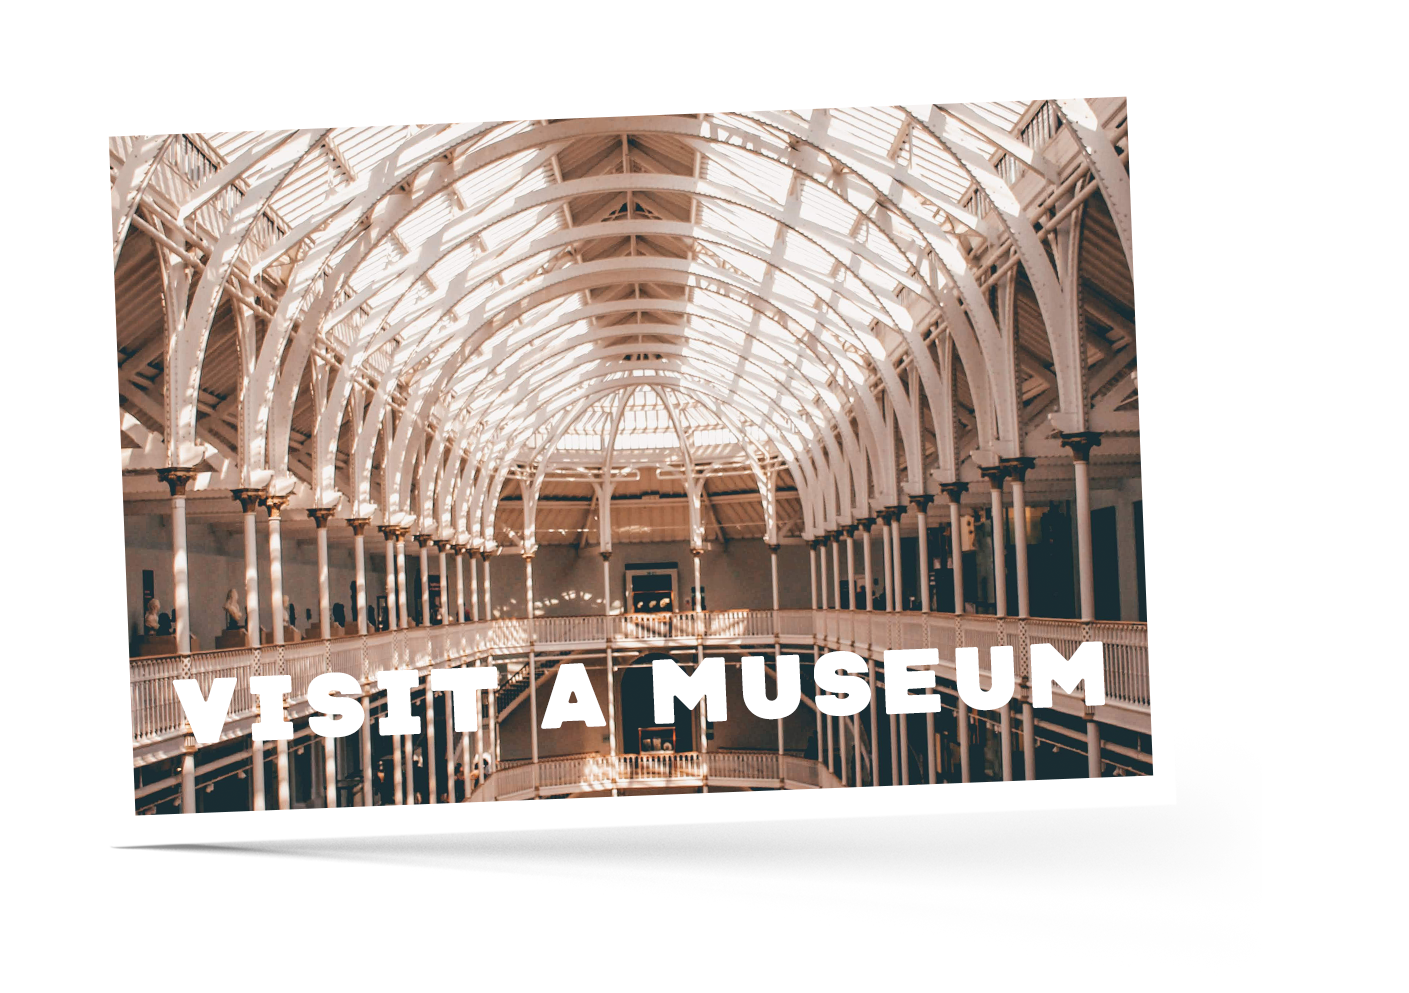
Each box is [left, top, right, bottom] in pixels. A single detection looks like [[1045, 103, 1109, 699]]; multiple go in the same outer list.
[[1064, 434, 1103, 777], [1087, 707, 1102, 778], [157, 469, 195, 658], [181, 738, 197, 814], [264, 494, 291, 810], [1058, 432, 1104, 626], [831, 537, 842, 614], [470, 552, 481, 621], [489, 671, 499, 775], [418, 535, 431, 627], [525, 553, 539, 791], [237, 492, 267, 811], [985, 469, 1009, 618], [312, 510, 332, 640], [818, 538, 828, 611], [360, 689, 372, 807], [482, 554, 493, 620], [404, 717, 415, 804], [983, 469, 1013, 782], [391, 711, 403, 804], [348, 520, 368, 636], [454, 549, 465, 624], [946, 484, 969, 777], [234, 490, 263, 647], [838, 714, 847, 785], [603, 551, 616, 782], [890, 508, 904, 612], [396, 534, 410, 629], [381, 527, 397, 631], [267, 502, 285, 644], [862, 520, 874, 612], [941, 484, 968, 614], [251, 738, 265, 811], [691, 548, 703, 612], [769, 544, 780, 611], [852, 714, 862, 787], [880, 518, 894, 612], [808, 543, 817, 610], [1006, 459, 1037, 781], [914, 497, 931, 613], [1073, 456, 1096, 620], [425, 675, 438, 804], [322, 738, 337, 809], [913, 498, 936, 782], [438, 543, 449, 626], [845, 531, 857, 610], [472, 692, 483, 797], [889, 712, 900, 786]]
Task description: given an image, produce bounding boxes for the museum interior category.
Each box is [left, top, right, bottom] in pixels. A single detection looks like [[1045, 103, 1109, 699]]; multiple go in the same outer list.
[[111, 100, 1148, 814]]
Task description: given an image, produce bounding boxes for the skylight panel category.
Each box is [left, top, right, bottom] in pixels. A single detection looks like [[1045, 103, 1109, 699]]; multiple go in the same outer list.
[[828, 107, 907, 159], [697, 200, 776, 251], [705, 243, 768, 284], [903, 126, 972, 203], [796, 180, 861, 240], [700, 142, 793, 205]]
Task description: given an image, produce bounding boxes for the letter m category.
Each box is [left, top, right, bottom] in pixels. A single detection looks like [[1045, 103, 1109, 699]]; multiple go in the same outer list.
[[653, 656, 727, 724], [1031, 642, 1105, 707]]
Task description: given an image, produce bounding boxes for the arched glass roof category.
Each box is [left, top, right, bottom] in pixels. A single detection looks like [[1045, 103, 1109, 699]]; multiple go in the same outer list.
[[112, 100, 1135, 547]]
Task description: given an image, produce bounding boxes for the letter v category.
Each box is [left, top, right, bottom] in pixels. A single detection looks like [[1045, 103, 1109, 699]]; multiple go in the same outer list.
[[172, 678, 237, 744]]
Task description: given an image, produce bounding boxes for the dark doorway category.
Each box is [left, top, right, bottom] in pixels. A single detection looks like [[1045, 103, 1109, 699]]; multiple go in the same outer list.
[[1092, 506, 1120, 620], [620, 653, 693, 753]]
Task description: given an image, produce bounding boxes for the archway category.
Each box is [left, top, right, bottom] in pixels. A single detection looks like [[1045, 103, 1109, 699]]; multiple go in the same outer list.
[[619, 652, 694, 754]]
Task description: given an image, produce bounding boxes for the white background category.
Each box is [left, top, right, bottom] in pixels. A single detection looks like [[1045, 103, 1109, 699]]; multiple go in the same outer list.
[[1, 2, 1399, 985]]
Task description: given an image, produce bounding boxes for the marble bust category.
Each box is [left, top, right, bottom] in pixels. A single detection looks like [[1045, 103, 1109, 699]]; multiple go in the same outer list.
[[143, 598, 161, 635], [224, 589, 244, 630]]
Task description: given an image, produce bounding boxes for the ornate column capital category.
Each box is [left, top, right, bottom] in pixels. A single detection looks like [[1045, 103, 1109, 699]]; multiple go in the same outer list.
[[452, 543, 468, 555], [436, 539, 452, 553], [414, 533, 435, 549], [886, 504, 908, 521], [766, 542, 780, 553], [377, 524, 399, 541], [858, 516, 876, 533], [156, 466, 200, 497], [979, 464, 1010, 490], [939, 481, 969, 503], [307, 507, 336, 529], [841, 523, 858, 537], [346, 517, 371, 536], [999, 456, 1037, 482], [262, 493, 290, 518], [231, 487, 267, 514], [599, 549, 612, 561], [689, 546, 703, 558], [1059, 431, 1103, 463], [909, 493, 935, 512]]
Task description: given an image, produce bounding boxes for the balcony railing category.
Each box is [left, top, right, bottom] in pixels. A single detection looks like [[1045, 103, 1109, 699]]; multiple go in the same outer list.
[[469, 750, 844, 801], [129, 609, 1150, 748]]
